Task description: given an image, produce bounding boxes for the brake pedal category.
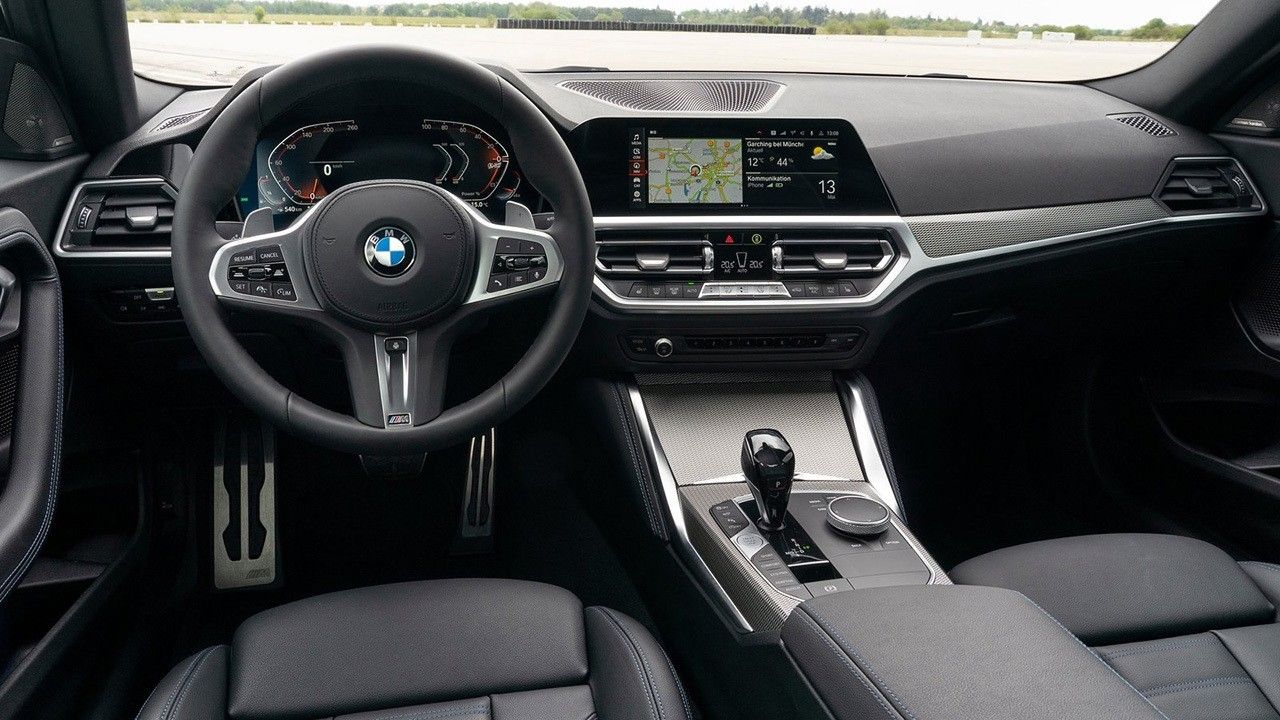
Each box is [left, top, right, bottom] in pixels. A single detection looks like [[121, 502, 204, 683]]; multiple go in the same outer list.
[[213, 417, 279, 589], [454, 428, 496, 554]]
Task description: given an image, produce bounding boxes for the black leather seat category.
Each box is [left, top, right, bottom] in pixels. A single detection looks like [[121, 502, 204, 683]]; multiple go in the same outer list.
[[136, 578, 692, 720], [952, 534, 1280, 720]]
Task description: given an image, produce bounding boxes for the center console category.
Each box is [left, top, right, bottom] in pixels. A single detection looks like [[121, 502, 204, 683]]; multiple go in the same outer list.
[[617, 372, 948, 638]]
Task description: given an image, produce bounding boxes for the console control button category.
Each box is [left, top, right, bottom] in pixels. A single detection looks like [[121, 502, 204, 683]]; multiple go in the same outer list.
[[805, 579, 852, 596], [826, 495, 891, 537], [710, 501, 751, 536]]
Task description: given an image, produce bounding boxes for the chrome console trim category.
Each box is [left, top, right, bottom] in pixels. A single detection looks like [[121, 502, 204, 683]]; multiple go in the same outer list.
[[837, 380, 901, 516], [626, 382, 755, 633]]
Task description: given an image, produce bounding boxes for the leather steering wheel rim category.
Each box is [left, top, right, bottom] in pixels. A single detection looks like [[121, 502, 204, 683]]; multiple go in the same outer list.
[[171, 46, 595, 455]]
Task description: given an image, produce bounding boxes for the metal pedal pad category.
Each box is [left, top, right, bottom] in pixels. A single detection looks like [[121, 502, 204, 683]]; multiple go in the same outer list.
[[213, 417, 278, 589], [453, 428, 496, 554]]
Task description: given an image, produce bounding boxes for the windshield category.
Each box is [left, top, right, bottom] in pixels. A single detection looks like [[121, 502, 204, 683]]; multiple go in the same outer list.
[[127, 1, 1219, 86]]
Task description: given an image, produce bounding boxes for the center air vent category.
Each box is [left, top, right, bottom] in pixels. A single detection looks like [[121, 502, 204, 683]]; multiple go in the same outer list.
[[772, 233, 895, 276], [1156, 158, 1262, 214], [60, 179, 177, 253], [596, 234, 714, 276], [558, 79, 784, 113]]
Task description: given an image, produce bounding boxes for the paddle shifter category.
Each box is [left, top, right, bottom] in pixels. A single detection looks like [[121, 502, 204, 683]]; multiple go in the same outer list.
[[741, 429, 796, 532]]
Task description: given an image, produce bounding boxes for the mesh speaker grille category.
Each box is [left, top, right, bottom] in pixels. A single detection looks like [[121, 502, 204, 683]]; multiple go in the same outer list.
[[1109, 112, 1177, 137], [1238, 242, 1280, 349], [3, 63, 71, 152], [0, 341, 20, 438], [152, 110, 207, 133], [558, 79, 783, 112], [908, 198, 1170, 258]]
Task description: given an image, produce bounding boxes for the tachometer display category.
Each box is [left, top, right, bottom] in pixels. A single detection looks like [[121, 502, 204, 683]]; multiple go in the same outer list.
[[265, 118, 511, 207]]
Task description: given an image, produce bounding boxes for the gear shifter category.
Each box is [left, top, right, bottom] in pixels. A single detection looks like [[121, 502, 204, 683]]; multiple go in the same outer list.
[[741, 429, 795, 532]]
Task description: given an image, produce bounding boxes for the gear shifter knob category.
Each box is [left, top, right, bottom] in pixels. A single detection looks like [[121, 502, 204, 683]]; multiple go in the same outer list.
[[741, 429, 795, 531]]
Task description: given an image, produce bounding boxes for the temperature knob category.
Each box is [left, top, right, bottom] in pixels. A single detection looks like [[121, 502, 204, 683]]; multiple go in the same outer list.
[[654, 338, 674, 358]]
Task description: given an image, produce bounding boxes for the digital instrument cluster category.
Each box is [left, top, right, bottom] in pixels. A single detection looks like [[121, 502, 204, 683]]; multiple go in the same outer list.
[[236, 115, 544, 226]]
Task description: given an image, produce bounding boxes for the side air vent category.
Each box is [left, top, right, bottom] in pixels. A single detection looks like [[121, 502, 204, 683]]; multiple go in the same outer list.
[[59, 179, 178, 253], [1110, 112, 1177, 137], [151, 109, 207, 133], [558, 79, 784, 113], [772, 233, 895, 276], [1156, 158, 1263, 214], [596, 234, 714, 275]]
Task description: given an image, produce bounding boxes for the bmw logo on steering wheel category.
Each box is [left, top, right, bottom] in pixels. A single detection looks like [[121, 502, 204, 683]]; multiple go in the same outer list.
[[363, 227, 416, 277]]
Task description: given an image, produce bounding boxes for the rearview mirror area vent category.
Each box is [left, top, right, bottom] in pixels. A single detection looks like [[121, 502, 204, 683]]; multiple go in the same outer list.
[[1155, 158, 1264, 214], [1109, 112, 1176, 138], [596, 232, 713, 276], [58, 178, 177, 255]]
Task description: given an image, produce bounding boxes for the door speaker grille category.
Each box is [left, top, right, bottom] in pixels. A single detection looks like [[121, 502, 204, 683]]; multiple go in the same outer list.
[[558, 79, 784, 112]]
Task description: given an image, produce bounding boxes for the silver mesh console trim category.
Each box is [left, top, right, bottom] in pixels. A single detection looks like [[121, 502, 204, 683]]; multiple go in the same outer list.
[[636, 374, 864, 486], [557, 79, 784, 113], [907, 198, 1170, 258], [680, 480, 950, 634]]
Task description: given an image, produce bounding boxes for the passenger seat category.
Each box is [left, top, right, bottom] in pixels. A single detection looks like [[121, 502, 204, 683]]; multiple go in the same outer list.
[[951, 534, 1280, 720]]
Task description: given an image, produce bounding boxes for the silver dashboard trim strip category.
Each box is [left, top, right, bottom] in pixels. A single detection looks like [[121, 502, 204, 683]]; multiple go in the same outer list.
[[592, 157, 1267, 313], [626, 382, 755, 633]]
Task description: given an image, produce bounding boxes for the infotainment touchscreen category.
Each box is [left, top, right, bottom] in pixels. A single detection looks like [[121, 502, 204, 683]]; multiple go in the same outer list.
[[571, 118, 894, 215], [635, 129, 840, 209]]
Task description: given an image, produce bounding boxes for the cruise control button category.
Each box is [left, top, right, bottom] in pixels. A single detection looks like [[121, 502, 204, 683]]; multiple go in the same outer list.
[[247, 267, 269, 280], [230, 280, 250, 295], [256, 245, 284, 263], [271, 283, 296, 302], [230, 248, 257, 265], [487, 273, 510, 292], [248, 281, 272, 298]]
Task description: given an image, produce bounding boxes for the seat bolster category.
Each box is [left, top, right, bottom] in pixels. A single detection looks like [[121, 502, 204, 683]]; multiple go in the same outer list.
[[584, 606, 692, 720], [950, 534, 1275, 644], [1241, 562, 1280, 615], [136, 646, 228, 720], [1215, 623, 1280, 712]]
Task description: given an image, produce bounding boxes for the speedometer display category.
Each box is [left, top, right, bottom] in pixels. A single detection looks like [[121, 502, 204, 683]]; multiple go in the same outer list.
[[263, 117, 513, 209]]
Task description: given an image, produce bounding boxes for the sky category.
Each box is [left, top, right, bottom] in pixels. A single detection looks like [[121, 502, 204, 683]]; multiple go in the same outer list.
[[349, 0, 1220, 29]]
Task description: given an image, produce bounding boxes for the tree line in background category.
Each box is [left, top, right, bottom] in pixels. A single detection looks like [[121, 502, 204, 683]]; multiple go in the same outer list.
[[125, 0, 1198, 39]]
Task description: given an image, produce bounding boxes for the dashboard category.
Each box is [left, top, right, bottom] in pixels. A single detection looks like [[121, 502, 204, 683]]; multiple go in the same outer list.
[[54, 69, 1273, 369]]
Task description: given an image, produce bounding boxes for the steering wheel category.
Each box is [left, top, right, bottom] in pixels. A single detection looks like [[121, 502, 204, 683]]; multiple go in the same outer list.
[[171, 46, 595, 455]]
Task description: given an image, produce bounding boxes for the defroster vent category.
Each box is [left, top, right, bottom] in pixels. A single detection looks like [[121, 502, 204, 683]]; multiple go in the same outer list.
[[558, 79, 784, 113]]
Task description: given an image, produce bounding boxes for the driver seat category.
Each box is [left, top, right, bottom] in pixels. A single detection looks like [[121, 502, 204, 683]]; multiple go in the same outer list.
[[135, 579, 692, 720]]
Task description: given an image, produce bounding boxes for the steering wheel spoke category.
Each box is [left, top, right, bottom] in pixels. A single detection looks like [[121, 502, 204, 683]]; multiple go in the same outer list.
[[461, 208, 564, 311], [208, 217, 323, 315], [333, 326, 455, 429]]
